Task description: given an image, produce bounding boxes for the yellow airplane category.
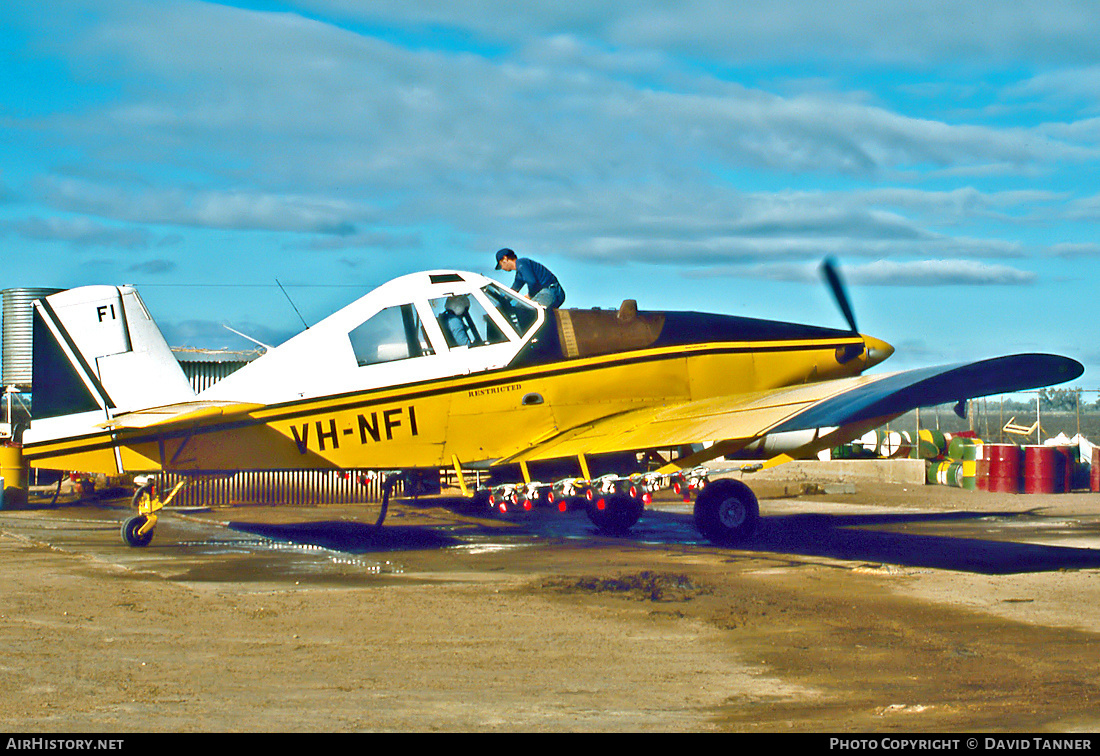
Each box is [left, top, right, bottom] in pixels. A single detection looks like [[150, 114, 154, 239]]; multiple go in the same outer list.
[[19, 260, 1082, 547]]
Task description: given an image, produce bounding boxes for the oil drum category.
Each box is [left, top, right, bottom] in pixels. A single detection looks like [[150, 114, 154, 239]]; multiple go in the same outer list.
[[1023, 445, 1065, 494], [1053, 445, 1078, 492], [960, 441, 979, 490], [985, 444, 1021, 494]]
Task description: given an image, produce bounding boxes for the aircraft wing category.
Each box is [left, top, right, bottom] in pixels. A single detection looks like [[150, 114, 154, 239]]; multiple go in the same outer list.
[[498, 353, 1083, 466]]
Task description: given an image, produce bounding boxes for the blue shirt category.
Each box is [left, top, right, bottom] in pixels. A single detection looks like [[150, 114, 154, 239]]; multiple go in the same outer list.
[[440, 311, 470, 346], [511, 258, 560, 298]]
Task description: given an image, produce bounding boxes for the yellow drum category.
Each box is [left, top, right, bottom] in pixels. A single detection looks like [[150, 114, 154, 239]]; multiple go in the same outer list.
[[0, 443, 27, 509]]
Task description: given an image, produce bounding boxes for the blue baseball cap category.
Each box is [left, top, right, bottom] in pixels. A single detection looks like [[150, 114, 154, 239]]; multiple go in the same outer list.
[[495, 248, 515, 270]]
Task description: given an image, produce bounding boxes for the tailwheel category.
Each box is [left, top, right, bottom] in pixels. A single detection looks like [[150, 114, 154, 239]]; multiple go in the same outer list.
[[586, 492, 644, 534], [121, 514, 155, 548], [693, 478, 759, 545], [122, 480, 159, 547], [120, 477, 184, 548]]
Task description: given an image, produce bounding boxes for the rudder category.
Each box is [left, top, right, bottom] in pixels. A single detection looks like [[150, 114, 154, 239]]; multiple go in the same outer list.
[[31, 285, 195, 422]]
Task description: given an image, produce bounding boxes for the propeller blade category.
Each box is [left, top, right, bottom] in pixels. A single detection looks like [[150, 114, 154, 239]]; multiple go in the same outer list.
[[821, 257, 858, 334]]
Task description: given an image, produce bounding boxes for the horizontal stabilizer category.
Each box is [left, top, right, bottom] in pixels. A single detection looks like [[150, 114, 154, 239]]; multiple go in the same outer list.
[[100, 401, 265, 431]]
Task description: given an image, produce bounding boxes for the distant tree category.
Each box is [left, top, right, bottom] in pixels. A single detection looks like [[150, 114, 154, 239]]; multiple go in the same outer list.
[[998, 397, 1034, 412], [1038, 387, 1081, 412]]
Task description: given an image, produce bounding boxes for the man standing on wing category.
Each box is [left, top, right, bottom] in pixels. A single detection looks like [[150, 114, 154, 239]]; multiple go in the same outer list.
[[494, 248, 566, 309]]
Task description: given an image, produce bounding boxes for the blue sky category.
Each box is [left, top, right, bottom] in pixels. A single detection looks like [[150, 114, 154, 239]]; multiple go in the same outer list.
[[3, 0, 1100, 389]]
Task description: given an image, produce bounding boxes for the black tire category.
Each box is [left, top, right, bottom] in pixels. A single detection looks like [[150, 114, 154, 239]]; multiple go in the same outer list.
[[693, 478, 759, 545], [469, 488, 494, 513], [586, 493, 644, 534], [121, 515, 155, 547]]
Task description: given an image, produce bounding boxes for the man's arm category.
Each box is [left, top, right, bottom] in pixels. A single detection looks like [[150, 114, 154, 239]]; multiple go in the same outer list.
[[511, 259, 529, 291]]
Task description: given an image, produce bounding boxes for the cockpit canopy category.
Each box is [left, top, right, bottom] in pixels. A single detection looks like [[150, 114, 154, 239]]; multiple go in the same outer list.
[[348, 277, 541, 367]]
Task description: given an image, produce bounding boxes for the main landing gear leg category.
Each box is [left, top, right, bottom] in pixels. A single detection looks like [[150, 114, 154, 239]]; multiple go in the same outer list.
[[376, 474, 400, 528], [362, 470, 432, 528]]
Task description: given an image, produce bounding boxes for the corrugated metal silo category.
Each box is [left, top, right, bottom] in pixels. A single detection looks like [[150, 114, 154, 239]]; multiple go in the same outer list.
[[2, 288, 63, 390]]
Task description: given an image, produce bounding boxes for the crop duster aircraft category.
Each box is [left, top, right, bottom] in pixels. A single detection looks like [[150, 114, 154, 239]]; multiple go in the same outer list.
[[20, 260, 1082, 547]]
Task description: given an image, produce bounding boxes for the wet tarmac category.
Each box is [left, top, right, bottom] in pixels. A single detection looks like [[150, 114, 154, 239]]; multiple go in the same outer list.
[[6, 489, 1100, 583]]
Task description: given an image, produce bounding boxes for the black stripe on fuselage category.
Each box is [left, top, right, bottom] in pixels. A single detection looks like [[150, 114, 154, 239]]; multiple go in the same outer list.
[[25, 335, 860, 461]]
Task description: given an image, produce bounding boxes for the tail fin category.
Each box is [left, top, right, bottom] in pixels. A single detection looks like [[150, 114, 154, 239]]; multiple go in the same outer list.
[[31, 285, 195, 421]]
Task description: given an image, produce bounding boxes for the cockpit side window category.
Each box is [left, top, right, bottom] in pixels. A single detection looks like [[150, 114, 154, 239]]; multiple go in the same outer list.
[[482, 283, 539, 337], [349, 304, 435, 366], [429, 294, 512, 349]]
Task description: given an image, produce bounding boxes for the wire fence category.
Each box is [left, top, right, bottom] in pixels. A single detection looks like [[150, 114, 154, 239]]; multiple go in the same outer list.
[[886, 389, 1100, 446]]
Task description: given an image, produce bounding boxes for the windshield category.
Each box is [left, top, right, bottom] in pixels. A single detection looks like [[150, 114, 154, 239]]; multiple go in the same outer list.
[[428, 294, 512, 349], [482, 283, 539, 337]]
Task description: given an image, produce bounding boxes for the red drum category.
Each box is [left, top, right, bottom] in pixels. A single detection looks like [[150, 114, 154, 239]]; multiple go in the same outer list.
[[1023, 445, 1065, 494], [1053, 446, 1077, 492], [985, 444, 1022, 494]]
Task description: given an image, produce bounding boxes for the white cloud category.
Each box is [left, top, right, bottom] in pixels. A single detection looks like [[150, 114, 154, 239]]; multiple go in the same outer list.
[[127, 259, 177, 275], [34, 176, 364, 234], [685, 258, 1037, 286], [1, 215, 153, 249], [1003, 68, 1100, 115], [26, 1, 1099, 197], [1050, 242, 1100, 258], [843, 259, 1038, 286], [284, 0, 1100, 66]]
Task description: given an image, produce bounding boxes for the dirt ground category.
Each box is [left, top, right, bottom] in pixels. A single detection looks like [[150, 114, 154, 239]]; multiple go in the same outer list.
[[2, 478, 1100, 733]]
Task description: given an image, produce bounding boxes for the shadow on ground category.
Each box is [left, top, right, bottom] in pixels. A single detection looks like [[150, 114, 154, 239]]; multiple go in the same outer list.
[[223, 494, 1100, 575], [646, 507, 1100, 575]]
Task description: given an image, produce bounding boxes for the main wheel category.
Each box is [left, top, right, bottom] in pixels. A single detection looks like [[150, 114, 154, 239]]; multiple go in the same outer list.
[[693, 478, 759, 545], [121, 515, 155, 547], [586, 493, 644, 534], [468, 488, 494, 514]]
